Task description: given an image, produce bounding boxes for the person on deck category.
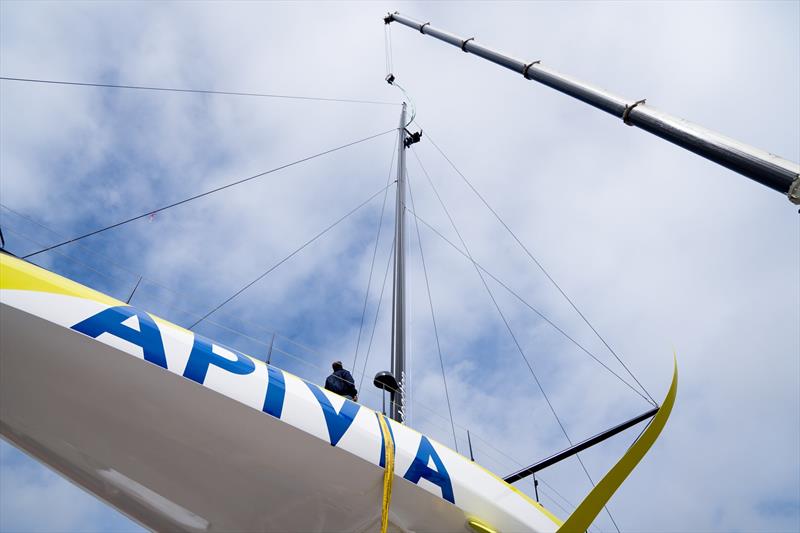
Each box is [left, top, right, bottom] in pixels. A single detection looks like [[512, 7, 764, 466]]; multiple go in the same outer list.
[[325, 361, 358, 401]]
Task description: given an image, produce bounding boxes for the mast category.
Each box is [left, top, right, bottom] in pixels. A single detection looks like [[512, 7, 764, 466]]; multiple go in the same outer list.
[[390, 103, 408, 423], [385, 12, 800, 204]]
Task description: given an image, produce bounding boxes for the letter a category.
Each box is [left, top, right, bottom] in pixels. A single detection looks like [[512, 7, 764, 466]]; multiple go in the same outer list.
[[72, 306, 167, 369], [403, 436, 455, 504]]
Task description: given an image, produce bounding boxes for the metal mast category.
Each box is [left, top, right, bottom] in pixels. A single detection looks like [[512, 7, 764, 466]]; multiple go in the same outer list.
[[390, 103, 408, 422], [385, 12, 800, 204]]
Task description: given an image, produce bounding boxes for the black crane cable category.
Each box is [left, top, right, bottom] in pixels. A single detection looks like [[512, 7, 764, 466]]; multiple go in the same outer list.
[[22, 128, 396, 259], [420, 126, 657, 407], [0, 76, 400, 106], [411, 151, 621, 533]]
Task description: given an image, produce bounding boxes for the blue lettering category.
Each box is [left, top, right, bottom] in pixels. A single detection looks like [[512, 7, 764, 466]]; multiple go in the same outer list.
[[305, 383, 360, 446], [403, 436, 455, 504], [183, 336, 255, 384], [71, 306, 167, 369], [262, 366, 286, 418]]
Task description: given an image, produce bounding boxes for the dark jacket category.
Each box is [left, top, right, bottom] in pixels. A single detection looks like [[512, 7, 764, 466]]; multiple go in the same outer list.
[[325, 368, 358, 399]]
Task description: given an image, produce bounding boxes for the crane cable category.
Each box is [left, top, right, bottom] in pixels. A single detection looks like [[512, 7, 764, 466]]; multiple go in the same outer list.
[[383, 20, 416, 127]]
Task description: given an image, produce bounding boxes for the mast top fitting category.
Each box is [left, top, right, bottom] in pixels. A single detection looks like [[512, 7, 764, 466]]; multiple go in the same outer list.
[[404, 128, 422, 148]]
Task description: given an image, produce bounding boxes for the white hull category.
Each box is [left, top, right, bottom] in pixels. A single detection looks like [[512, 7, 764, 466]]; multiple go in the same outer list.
[[0, 254, 560, 532]]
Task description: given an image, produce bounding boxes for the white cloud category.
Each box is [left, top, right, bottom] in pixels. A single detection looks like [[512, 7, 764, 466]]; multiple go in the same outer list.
[[1, 1, 798, 532]]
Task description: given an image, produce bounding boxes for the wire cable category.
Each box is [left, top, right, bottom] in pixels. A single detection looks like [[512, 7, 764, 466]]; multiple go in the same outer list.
[[188, 181, 396, 329], [1, 205, 329, 360], [3, 214, 502, 434], [406, 167, 460, 452], [359, 236, 396, 392], [420, 127, 657, 406], [0, 76, 400, 106], [411, 150, 620, 532], [353, 134, 398, 372], [384, 24, 394, 77], [22, 128, 396, 259], [404, 207, 651, 403]]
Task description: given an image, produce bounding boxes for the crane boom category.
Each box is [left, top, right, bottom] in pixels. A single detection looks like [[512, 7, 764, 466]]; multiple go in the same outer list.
[[385, 12, 800, 204]]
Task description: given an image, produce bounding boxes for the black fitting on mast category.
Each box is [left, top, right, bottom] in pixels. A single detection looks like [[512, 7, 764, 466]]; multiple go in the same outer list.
[[404, 128, 422, 148]]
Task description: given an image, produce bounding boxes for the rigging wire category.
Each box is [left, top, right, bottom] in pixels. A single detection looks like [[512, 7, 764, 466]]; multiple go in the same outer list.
[[1, 203, 335, 362], [8, 214, 597, 526], [411, 150, 620, 533], [419, 126, 657, 407], [352, 134, 398, 372], [405, 206, 651, 403], [22, 128, 396, 259], [406, 166, 460, 452], [0, 76, 400, 106], [2, 224, 320, 368], [4, 223, 378, 402], [187, 181, 396, 329], [359, 236, 396, 392], [3, 212, 483, 442], [1, 217, 371, 386]]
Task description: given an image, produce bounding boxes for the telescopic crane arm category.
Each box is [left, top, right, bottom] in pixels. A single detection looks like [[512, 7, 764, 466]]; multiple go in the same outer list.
[[385, 12, 800, 204]]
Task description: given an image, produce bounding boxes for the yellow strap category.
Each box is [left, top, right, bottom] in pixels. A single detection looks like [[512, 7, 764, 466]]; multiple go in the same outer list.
[[377, 414, 395, 533], [558, 355, 678, 532]]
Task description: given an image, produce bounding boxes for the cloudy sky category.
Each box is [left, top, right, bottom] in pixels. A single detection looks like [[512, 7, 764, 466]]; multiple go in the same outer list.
[[1, 1, 798, 532]]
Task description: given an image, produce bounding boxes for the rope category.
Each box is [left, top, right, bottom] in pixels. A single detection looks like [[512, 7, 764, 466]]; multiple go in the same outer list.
[[0, 76, 400, 106], [188, 181, 395, 329], [376, 413, 395, 533], [22, 128, 396, 259], [406, 168, 460, 453], [421, 128, 657, 406], [353, 134, 398, 372]]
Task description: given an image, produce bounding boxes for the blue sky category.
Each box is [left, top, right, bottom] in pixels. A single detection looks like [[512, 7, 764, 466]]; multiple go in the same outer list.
[[1, 1, 798, 532]]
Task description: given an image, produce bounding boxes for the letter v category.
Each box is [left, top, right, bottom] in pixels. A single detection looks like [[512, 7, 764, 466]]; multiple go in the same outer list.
[[304, 383, 361, 446]]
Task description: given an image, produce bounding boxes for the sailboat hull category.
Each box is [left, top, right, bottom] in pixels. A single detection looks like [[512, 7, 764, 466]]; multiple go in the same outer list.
[[0, 254, 560, 532]]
